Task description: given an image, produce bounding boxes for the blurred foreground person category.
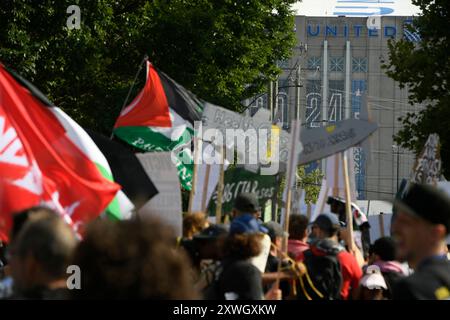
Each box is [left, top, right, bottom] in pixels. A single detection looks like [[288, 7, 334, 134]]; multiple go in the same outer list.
[[183, 212, 209, 240], [392, 183, 450, 300], [72, 218, 198, 299], [10, 212, 77, 299], [1, 206, 59, 299]]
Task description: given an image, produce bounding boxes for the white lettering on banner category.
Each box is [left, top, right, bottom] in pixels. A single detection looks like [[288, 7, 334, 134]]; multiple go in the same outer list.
[[12, 161, 43, 195], [413, 134, 442, 184], [0, 116, 28, 167]]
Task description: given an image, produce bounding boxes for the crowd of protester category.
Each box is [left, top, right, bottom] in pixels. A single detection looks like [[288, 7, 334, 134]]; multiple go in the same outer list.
[[0, 182, 449, 300]]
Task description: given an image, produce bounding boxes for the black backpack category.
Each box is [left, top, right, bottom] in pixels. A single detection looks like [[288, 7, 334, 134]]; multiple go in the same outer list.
[[296, 240, 344, 300]]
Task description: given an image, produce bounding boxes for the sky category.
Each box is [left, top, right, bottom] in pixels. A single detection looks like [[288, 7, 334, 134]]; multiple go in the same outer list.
[[291, 0, 421, 17]]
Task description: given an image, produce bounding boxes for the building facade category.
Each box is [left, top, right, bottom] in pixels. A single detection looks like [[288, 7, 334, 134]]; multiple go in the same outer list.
[[246, 15, 420, 201]]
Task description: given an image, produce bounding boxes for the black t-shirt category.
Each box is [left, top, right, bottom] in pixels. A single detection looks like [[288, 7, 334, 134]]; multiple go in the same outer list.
[[393, 257, 450, 300], [218, 259, 263, 300]]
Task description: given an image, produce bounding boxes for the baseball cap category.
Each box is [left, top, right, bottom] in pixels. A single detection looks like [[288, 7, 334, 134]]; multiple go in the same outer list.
[[230, 214, 268, 235], [263, 221, 286, 241], [233, 193, 261, 213], [394, 183, 450, 234], [193, 224, 229, 241], [360, 265, 387, 290], [312, 212, 341, 233]]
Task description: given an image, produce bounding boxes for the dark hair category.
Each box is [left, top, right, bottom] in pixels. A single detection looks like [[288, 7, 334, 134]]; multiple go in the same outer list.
[[370, 237, 397, 261], [223, 233, 262, 260], [71, 218, 198, 299], [289, 214, 309, 240], [15, 215, 77, 279]]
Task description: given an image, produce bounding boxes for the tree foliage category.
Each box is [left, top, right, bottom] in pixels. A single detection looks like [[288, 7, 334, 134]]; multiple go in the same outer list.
[[383, 0, 450, 175], [0, 0, 296, 134]]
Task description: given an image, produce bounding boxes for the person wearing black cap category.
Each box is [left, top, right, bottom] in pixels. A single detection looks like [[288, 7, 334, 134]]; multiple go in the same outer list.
[[232, 192, 261, 219], [391, 183, 450, 300]]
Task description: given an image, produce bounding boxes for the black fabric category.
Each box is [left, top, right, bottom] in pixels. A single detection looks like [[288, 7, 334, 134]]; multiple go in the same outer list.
[[382, 270, 405, 300], [157, 69, 202, 125], [395, 183, 450, 232], [296, 239, 343, 300], [393, 258, 450, 300], [10, 287, 69, 300], [3, 65, 54, 107], [264, 254, 290, 297], [217, 259, 263, 300], [86, 130, 158, 209]]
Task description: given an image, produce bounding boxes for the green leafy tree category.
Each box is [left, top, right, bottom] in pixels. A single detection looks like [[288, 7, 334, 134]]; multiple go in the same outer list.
[[383, 0, 450, 176], [277, 166, 324, 212], [0, 0, 296, 134]]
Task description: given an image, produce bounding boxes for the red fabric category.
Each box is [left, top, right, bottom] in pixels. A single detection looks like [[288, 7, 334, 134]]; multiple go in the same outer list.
[[114, 61, 172, 129], [336, 250, 363, 300], [0, 64, 119, 239], [288, 239, 310, 261]]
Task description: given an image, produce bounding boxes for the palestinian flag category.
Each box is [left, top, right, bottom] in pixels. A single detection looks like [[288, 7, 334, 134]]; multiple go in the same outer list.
[[0, 63, 123, 237], [113, 60, 202, 190], [87, 129, 158, 210]]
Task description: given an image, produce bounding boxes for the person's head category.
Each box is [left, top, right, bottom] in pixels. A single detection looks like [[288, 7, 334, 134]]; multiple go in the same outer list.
[[357, 265, 387, 300], [392, 183, 450, 268], [311, 213, 340, 241], [369, 237, 397, 264], [288, 214, 309, 242], [10, 213, 77, 294], [232, 193, 261, 219], [192, 224, 229, 261], [223, 214, 266, 260], [72, 217, 197, 299], [263, 221, 284, 250], [10, 206, 58, 242], [183, 212, 209, 239]]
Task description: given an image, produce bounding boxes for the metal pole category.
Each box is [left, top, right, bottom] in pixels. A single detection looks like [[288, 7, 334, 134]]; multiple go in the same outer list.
[[296, 64, 301, 121], [268, 81, 274, 122]]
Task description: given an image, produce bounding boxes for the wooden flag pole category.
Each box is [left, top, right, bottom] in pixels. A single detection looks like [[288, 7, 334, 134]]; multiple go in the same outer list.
[[276, 119, 301, 290], [342, 151, 354, 252], [188, 136, 201, 214], [215, 145, 225, 223], [200, 164, 211, 212], [379, 212, 385, 237]]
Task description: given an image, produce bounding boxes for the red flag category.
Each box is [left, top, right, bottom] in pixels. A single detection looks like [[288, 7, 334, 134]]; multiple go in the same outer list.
[[0, 64, 120, 237]]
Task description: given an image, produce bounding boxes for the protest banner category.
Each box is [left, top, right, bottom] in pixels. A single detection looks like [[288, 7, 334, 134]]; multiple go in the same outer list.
[[202, 102, 378, 169], [208, 167, 277, 215], [137, 152, 183, 237], [412, 133, 442, 185]]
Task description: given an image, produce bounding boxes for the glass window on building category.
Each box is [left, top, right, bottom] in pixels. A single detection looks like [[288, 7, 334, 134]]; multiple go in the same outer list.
[[352, 57, 368, 73], [329, 57, 344, 72], [307, 56, 322, 70], [277, 59, 290, 69]]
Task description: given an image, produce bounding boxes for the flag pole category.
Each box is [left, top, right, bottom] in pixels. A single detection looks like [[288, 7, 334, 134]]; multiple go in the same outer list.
[[276, 119, 301, 290], [110, 54, 148, 139], [201, 164, 211, 211], [188, 136, 201, 214], [342, 151, 354, 252], [215, 145, 225, 223]]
